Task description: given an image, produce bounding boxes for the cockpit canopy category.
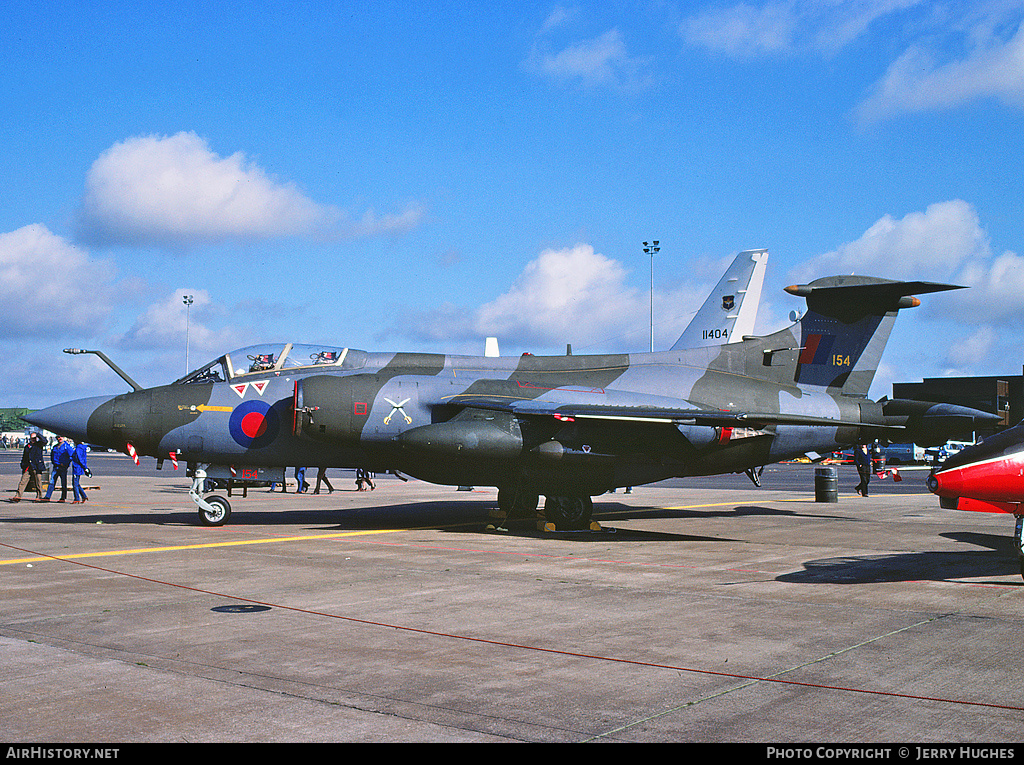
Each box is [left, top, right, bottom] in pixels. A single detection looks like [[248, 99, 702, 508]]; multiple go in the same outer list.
[[177, 343, 367, 384]]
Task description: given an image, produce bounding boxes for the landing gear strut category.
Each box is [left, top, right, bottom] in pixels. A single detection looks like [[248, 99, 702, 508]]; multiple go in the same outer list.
[[1015, 515, 1024, 580], [190, 464, 232, 526], [497, 485, 540, 519], [745, 466, 765, 487]]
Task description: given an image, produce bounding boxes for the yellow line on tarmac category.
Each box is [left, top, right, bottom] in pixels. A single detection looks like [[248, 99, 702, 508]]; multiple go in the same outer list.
[[0, 528, 406, 566], [4, 493, 938, 566]]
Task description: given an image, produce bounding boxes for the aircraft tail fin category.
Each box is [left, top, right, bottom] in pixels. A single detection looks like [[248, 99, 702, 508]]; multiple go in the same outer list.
[[671, 249, 768, 350], [779, 276, 963, 396]]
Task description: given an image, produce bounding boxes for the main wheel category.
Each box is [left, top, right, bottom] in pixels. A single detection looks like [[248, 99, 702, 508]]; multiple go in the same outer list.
[[543, 495, 593, 530], [199, 495, 231, 526]]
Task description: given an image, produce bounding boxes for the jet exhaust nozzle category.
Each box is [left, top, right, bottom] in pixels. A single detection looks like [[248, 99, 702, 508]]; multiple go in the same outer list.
[[882, 399, 1001, 447]]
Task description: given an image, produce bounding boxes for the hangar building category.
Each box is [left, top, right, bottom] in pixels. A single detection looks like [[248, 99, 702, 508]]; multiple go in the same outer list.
[[892, 371, 1021, 441]]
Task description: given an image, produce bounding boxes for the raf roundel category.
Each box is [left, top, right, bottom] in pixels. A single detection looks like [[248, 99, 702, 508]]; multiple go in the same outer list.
[[228, 400, 280, 449]]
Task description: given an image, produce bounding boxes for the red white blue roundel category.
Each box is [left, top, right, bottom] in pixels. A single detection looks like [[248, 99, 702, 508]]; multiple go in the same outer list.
[[229, 400, 280, 449]]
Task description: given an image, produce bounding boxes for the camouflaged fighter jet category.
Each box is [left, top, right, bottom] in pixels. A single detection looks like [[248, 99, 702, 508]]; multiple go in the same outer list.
[[24, 268, 998, 529]]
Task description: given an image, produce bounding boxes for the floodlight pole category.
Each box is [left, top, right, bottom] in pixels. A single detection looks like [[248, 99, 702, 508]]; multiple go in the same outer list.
[[183, 294, 194, 374], [643, 241, 659, 352]]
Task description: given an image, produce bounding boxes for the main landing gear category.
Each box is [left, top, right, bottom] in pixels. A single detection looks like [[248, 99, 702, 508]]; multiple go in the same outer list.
[[543, 495, 595, 531], [190, 464, 232, 526], [494, 487, 598, 531]]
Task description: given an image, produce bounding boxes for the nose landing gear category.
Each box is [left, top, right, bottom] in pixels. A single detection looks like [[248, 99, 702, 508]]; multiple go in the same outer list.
[[1015, 515, 1024, 580], [189, 464, 232, 526]]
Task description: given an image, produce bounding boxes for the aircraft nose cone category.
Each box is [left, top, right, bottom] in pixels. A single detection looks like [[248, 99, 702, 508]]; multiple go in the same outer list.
[[22, 395, 114, 443]]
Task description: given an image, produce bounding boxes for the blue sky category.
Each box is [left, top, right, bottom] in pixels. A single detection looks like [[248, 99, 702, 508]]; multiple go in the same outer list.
[[3, 0, 1024, 410]]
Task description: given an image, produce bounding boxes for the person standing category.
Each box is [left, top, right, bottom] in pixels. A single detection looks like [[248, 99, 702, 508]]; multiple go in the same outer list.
[[355, 468, 375, 491], [71, 441, 89, 504], [43, 435, 72, 502], [313, 466, 334, 494], [854, 443, 872, 497], [11, 432, 45, 502]]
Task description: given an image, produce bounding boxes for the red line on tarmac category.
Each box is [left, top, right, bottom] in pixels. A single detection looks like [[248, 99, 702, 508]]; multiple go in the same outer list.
[[3, 540, 1023, 714]]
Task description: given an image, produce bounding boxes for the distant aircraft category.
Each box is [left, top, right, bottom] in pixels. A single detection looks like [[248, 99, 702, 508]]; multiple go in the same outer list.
[[673, 249, 768, 349], [927, 421, 1024, 577], [25, 266, 998, 530]]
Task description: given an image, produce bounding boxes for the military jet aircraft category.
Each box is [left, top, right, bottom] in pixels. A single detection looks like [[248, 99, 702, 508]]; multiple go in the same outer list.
[[25, 267, 998, 529], [927, 420, 1024, 577]]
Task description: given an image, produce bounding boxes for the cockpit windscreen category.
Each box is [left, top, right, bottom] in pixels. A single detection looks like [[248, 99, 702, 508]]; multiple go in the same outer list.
[[177, 343, 366, 384]]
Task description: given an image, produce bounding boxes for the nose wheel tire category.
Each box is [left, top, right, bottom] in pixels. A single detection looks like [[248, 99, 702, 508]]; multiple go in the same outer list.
[[199, 495, 231, 526]]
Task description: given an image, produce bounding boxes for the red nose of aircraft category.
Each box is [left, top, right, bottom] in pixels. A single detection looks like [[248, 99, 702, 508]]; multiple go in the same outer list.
[[928, 456, 1024, 502], [21, 395, 115, 444], [926, 421, 1024, 507]]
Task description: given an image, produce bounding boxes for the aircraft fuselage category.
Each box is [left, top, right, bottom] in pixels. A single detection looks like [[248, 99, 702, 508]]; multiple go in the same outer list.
[[47, 342, 868, 497]]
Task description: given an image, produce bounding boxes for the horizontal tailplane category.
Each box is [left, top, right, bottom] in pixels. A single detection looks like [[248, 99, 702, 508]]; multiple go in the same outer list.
[[783, 276, 963, 396]]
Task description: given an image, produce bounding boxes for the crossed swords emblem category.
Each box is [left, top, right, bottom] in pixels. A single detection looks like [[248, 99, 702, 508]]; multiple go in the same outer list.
[[383, 397, 413, 425]]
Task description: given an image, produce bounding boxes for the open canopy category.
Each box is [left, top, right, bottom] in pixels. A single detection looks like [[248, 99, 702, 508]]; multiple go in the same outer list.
[[177, 343, 367, 384]]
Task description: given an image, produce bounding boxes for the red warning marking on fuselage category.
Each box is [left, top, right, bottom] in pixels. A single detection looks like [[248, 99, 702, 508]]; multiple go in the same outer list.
[[232, 383, 249, 398], [251, 380, 269, 396]]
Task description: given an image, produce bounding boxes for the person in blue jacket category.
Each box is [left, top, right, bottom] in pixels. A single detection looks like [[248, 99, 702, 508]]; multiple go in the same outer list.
[[71, 440, 90, 504], [43, 435, 72, 502], [11, 432, 46, 502]]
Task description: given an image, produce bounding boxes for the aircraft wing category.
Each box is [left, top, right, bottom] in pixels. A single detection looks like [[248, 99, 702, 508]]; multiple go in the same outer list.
[[446, 391, 881, 429]]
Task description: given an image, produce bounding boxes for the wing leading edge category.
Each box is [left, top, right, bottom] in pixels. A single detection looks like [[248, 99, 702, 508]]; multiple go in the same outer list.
[[445, 392, 887, 430]]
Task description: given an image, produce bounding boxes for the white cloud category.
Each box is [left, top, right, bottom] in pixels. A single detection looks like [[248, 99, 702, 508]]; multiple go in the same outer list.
[[119, 288, 210, 348], [0, 224, 117, 338], [948, 248, 1024, 323], [680, 3, 1024, 121], [855, 19, 1024, 124], [524, 26, 651, 88], [394, 243, 707, 352], [75, 132, 423, 248], [473, 244, 636, 341], [789, 198, 1024, 323], [539, 5, 575, 36], [942, 325, 998, 370], [788, 200, 990, 282], [109, 287, 254, 382], [787, 200, 1024, 376], [680, 0, 922, 58], [681, 1, 799, 57]]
